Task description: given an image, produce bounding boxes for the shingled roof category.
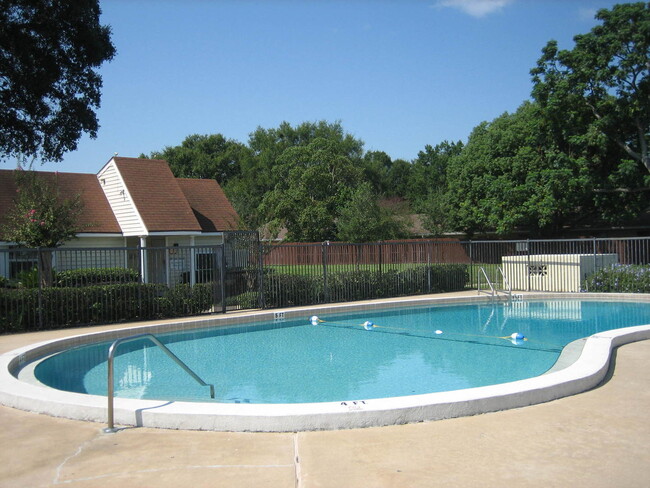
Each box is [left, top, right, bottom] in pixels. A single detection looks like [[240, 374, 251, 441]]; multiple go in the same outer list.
[[177, 178, 239, 231], [0, 169, 121, 234], [112, 158, 202, 233], [0, 158, 240, 239]]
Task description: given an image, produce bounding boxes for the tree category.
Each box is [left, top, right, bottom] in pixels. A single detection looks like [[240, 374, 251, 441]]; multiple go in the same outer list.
[[235, 120, 365, 230], [437, 100, 647, 237], [440, 103, 589, 236], [386, 158, 411, 198], [0, 0, 115, 163], [1, 169, 85, 285], [361, 150, 393, 195], [531, 2, 650, 176], [147, 133, 249, 184], [259, 137, 364, 242], [407, 141, 463, 212], [336, 183, 409, 242]]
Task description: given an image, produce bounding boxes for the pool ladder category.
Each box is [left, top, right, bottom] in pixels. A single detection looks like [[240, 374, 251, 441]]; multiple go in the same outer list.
[[477, 266, 512, 300], [103, 333, 215, 433]]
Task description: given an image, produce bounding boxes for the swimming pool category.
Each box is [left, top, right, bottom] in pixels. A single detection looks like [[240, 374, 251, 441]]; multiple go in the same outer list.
[[2, 293, 650, 431], [32, 299, 650, 404]]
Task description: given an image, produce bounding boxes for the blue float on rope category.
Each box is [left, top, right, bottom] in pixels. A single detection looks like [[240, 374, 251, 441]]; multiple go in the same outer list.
[[363, 321, 374, 331]]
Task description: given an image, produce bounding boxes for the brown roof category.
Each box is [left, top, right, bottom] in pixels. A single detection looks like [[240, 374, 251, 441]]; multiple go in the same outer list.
[[0, 159, 240, 239], [113, 157, 203, 233], [177, 178, 239, 232], [0, 169, 121, 235]]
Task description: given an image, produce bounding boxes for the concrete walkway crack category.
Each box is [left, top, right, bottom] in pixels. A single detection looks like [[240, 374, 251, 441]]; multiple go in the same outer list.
[[294, 433, 302, 488], [53, 433, 101, 485]]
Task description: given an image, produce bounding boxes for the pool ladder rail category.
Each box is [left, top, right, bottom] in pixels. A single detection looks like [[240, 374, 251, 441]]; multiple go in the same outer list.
[[103, 333, 215, 433], [477, 266, 512, 300]]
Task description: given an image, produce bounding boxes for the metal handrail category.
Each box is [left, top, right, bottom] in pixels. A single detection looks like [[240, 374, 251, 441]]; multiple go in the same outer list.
[[497, 266, 512, 297], [477, 266, 496, 296], [103, 333, 215, 433], [477, 266, 512, 299]]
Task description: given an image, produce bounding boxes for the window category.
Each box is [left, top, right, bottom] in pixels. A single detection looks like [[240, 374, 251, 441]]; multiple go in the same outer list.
[[528, 264, 548, 277], [195, 252, 216, 283], [8, 247, 38, 278]]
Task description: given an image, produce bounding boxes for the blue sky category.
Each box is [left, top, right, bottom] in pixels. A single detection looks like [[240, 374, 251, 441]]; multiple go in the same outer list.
[[20, 0, 624, 174]]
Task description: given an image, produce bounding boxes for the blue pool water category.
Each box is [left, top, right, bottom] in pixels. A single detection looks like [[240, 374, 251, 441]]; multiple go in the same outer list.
[[33, 299, 650, 404]]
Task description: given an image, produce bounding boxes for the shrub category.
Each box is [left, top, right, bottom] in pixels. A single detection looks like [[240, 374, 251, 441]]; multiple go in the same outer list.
[[0, 281, 216, 332], [157, 283, 214, 317], [262, 271, 322, 307], [327, 270, 399, 302], [429, 264, 470, 292], [583, 264, 650, 293], [0, 262, 470, 331], [228, 291, 261, 309], [15, 267, 40, 288], [55, 267, 139, 287], [258, 264, 470, 308]]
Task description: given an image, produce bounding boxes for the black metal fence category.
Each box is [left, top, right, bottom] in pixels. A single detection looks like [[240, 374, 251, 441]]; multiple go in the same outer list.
[[0, 231, 261, 331], [1, 236, 649, 332]]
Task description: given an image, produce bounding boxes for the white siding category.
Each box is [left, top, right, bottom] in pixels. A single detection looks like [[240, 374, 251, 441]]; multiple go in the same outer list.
[[60, 237, 126, 249], [54, 237, 130, 271], [194, 235, 223, 246], [0, 246, 8, 278], [97, 159, 146, 236]]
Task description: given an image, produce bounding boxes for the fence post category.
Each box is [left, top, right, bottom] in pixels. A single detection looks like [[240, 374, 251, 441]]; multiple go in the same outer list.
[[427, 241, 432, 294], [37, 247, 43, 329], [221, 244, 227, 314], [468, 240, 473, 288], [136, 241, 143, 314], [258, 242, 265, 309], [322, 241, 329, 303], [526, 239, 531, 292]]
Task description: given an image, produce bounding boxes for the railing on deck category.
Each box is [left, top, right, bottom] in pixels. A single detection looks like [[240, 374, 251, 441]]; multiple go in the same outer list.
[[104, 333, 215, 433]]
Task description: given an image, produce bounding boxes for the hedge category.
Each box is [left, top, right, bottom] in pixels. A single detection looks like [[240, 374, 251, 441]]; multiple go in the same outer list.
[[0, 282, 214, 333], [55, 267, 140, 287], [1, 264, 470, 332], [583, 264, 650, 293], [240, 263, 470, 309]]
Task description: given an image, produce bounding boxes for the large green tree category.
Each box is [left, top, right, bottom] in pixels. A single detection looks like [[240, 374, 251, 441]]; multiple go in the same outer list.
[[336, 182, 409, 242], [147, 133, 250, 184], [259, 137, 364, 242], [0, 0, 115, 163], [437, 100, 646, 237], [407, 141, 463, 212], [531, 2, 649, 177], [440, 103, 589, 236], [232, 120, 365, 230], [361, 151, 393, 195]]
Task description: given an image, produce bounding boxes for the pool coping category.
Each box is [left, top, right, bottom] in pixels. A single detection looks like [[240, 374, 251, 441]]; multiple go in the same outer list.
[[1, 292, 649, 432]]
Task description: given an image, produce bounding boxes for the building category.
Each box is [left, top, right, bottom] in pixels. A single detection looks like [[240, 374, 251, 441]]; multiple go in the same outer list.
[[0, 157, 240, 283]]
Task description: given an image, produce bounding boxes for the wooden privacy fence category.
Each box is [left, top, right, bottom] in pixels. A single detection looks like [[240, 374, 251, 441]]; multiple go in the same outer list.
[[263, 239, 472, 266]]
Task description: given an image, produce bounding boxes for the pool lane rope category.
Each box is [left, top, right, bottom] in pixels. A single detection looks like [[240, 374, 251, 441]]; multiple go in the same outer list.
[[309, 316, 528, 344]]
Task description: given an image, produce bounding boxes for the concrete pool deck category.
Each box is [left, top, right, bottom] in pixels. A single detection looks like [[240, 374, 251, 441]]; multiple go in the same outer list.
[[1, 292, 649, 487]]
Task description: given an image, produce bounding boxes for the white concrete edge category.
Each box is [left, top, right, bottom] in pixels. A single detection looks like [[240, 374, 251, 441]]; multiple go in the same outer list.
[[1, 293, 649, 432]]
